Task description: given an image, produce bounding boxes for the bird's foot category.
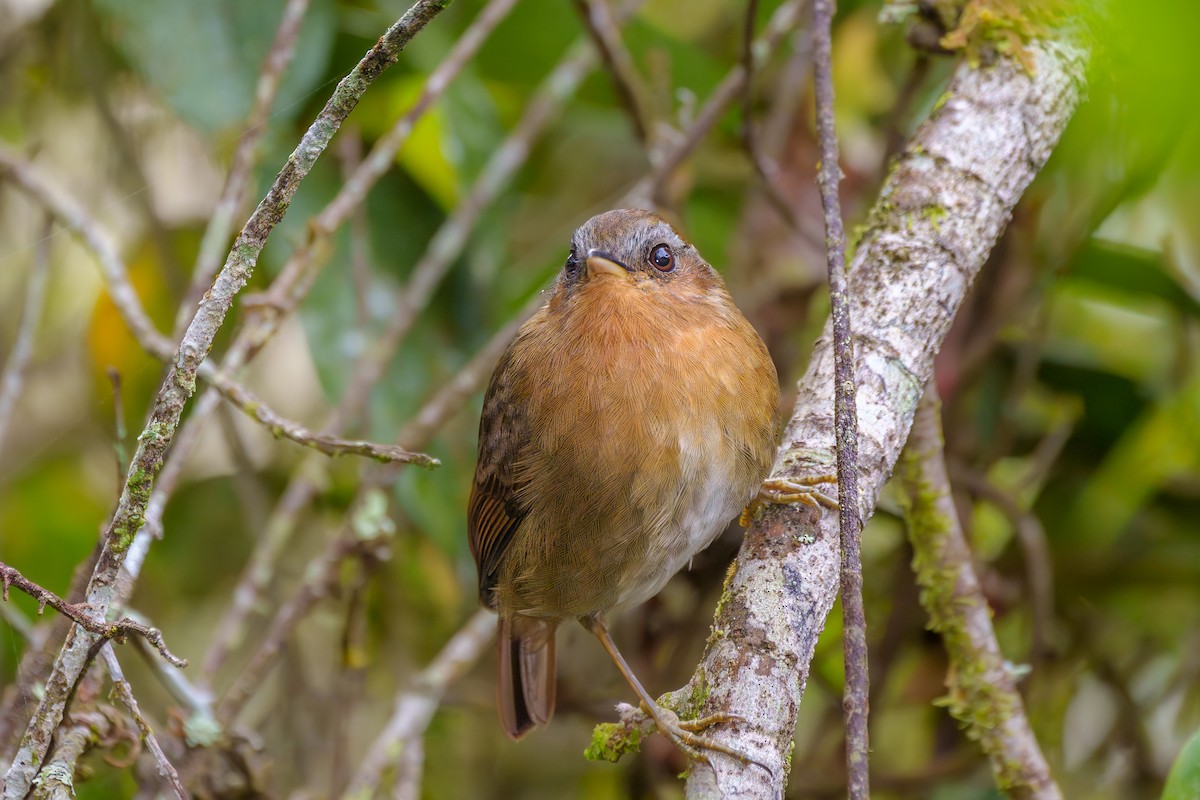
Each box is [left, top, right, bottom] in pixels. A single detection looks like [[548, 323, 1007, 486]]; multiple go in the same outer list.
[[643, 703, 771, 774], [739, 475, 839, 527]]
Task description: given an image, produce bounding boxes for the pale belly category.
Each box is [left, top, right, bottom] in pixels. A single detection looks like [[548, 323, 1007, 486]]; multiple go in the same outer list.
[[610, 458, 747, 610], [499, 424, 759, 620]]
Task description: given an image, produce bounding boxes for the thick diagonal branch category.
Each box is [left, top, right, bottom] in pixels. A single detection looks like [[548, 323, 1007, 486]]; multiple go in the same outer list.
[[682, 33, 1089, 798]]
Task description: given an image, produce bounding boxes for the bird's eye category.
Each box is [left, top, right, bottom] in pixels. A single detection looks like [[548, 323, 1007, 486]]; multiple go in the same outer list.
[[649, 244, 674, 272], [565, 249, 580, 275]]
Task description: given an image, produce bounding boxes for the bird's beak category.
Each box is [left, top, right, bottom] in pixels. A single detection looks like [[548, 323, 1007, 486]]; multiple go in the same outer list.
[[586, 249, 631, 279]]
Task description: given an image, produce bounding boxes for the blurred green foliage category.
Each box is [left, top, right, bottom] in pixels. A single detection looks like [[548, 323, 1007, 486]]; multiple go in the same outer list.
[[0, 0, 1198, 798]]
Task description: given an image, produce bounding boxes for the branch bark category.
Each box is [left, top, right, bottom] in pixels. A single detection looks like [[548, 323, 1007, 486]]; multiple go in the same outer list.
[[0, 563, 185, 668], [810, 0, 869, 794], [681, 31, 1089, 798]]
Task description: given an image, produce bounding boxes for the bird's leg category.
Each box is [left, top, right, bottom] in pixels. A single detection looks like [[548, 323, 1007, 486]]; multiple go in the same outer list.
[[583, 615, 770, 772], [739, 474, 840, 527]]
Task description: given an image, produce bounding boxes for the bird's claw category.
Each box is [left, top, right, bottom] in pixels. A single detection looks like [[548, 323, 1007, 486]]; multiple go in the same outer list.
[[641, 704, 771, 774], [739, 475, 839, 526]]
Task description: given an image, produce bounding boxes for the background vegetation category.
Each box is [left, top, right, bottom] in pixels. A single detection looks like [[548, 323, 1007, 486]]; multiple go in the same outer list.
[[0, 0, 1198, 797]]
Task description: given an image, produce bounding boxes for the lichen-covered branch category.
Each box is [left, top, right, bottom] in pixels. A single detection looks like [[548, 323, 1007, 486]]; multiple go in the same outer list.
[[681, 32, 1089, 798], [897, 385, 1061, 799], [0, 563, 185, 668], [1, 2, 450, 795]]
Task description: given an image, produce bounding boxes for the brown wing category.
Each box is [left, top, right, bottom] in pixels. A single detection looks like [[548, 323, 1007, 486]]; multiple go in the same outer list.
[[468, 344, 531, 607]]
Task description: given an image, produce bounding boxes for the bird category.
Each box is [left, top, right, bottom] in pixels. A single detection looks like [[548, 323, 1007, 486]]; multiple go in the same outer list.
[[468, 208, 837, 763]]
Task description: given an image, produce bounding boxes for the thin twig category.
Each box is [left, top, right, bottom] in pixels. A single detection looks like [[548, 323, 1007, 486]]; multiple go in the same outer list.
[[811, 1, 869, 795], [622, 0, 808, 209], [897, 385, 1062, 799], [0, 563, 186, 668], [100, 645, 188, 800], [214, 531, 369, 723], [130, 634, 214, 718], [0, 215, 50, 455], [340, 610, 495, 800], [739, 0, 805, 232], [178, 0, 312, 337], [1, 3, 449, 795], [391, 291, 543, 455], [572, 0, 656, 149], [957, 468, 1056, 662], [105, 368, 128, 498], [212, 372, 439, 466]]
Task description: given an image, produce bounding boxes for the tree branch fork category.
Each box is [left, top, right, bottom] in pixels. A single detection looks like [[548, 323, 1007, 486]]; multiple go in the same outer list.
[[0, 563, 186, 668]]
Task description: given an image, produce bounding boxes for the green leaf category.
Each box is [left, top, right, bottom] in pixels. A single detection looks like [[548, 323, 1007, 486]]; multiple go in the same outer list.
[[1164, 727, 1200, 800], [92, 0, 335, 135]]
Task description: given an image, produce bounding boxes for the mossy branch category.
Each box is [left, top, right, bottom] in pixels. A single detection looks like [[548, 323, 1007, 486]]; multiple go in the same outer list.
[[897, 385, 1061, 799]]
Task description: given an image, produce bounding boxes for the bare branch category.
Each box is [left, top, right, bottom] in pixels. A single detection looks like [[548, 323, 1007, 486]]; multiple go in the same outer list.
[[898, 385, 1062, 799], [0, 216, 50, 455], [341, 610, 495, 800], [1, 3, 450, 794], [0, 563, 186, 668], [214, 524, 381, 723], [178, 0, 312, 337], [622, 0, 807, 209], [738, 0, 808, 233], [811, 0, 870, 795], [100, 645, 188, 800], [572, 0, 656, 149], [682, 31, 1090, 798]]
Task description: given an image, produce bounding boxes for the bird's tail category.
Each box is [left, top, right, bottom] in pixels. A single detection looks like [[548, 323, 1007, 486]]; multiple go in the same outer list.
[[497, 614, 557, 739]]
